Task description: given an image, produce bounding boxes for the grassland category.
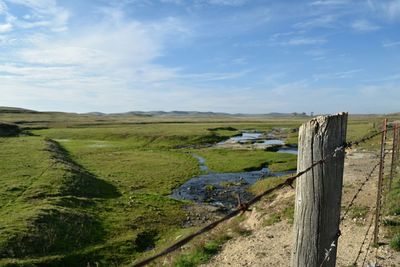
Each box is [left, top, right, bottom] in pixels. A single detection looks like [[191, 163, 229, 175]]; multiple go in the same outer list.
[[0, 109, 397, 266], [194, 149, 297, 173], [385, 173, 400, 251]]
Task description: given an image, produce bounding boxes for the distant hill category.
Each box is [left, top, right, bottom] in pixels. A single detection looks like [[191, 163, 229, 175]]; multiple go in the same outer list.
[[111, 111, 233, 117], [0, 106, 356, 118], [0, 107, 39, 113]]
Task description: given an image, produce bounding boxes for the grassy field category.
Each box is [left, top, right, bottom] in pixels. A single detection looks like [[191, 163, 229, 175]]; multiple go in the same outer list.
[[0, 109, 396, 266]]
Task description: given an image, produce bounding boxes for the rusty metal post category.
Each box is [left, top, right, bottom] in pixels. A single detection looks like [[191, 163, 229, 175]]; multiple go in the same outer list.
[[397, 125, 400, 164], [389, 124, 398, 192], [373, 118, 388, 246], [396, 124, 399, 162]]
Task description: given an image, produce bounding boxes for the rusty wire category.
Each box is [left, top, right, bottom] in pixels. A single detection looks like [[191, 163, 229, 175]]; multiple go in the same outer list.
[[320, 129, 391, 267], [353, 214, 375, 265], [340, 161, 380, 222], [131, 128, 390, 267], [362, 232, 374, 267]]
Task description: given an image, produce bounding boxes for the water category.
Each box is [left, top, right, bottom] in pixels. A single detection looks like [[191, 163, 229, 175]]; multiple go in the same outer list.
[[171, 154, 294, 208], [217, 132, 298, 154], [277, 147, 298, 155], [192, 154, 209, 172], [218, 132, 262, 144], [262, 140, 285, 145]]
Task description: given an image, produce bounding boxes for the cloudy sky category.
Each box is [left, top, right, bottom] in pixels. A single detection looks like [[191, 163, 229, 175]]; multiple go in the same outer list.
[[0, 0, 399, 114]]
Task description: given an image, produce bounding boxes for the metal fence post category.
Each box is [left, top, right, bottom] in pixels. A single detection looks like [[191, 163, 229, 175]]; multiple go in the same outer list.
[[389, 123, 398, 192], [373, 118, 388, 246]]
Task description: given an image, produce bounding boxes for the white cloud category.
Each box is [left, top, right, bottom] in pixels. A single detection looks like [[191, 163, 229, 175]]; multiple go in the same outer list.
[[382, 40, 400, 47], [313, 69, 363, 81], [367, 0, 400, 20], [383, 0, 400, 19], [3, 0, 69, 32], [0, 5, 191, 110], [294, 15, 337, 29], [363, 73, 400, 82], [284, 37, 327, 46], [351, 19, 380, 32], [269, 31, 327, 46], [310, 0, 348, 6], [0, 0, 7, 13], [0, 22, 12, 32], [207, 0, 248, 6], [160, 0, 183, 4]]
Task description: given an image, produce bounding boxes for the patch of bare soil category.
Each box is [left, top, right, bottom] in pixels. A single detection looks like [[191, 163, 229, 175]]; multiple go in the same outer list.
[[202, 150, 400, 267]]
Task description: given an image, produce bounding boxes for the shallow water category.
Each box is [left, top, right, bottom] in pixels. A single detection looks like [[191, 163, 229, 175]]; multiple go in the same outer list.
[[218, 132, 262, 144], [277, 147, 298, 155], [171, 154, 294, 208]]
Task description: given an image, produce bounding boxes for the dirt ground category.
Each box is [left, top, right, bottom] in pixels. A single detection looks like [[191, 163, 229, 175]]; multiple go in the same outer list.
[[202, 150, 400, 267]]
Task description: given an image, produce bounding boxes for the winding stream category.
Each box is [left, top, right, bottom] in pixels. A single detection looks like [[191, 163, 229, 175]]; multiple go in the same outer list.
[[171, 154, 295, 209]]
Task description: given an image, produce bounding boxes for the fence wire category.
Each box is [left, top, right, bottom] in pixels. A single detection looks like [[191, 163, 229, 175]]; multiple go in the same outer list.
[[132, 127, 392, 267], [353, 213, 375, 265]]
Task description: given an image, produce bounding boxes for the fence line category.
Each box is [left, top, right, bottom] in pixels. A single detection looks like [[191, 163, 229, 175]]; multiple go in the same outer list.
[[373, 118, 388, 246], [362, 233, 374, 267], [131, 121, 395, 267], [340, 161, 380, 222], [353, 213, 375, 265]]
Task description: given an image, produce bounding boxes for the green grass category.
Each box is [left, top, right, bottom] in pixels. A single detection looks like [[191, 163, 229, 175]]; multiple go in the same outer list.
[[262, 199, 295, 227], [385, 174, 400, 251], [195, 149, 297, 173], [0, 137, 108, 263], [248, 175, 291, 195], [172, 237, 230, 267], [1, 110, 396, 266], [349, 205, 369, 220], [390, 234, 400, 251]]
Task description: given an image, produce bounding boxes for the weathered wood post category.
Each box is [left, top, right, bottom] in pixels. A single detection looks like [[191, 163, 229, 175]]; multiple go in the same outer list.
[[291, 113, 348, 267]]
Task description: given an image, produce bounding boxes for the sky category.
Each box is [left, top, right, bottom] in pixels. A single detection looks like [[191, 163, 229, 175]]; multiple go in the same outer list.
[[0, 0, 399, 114]]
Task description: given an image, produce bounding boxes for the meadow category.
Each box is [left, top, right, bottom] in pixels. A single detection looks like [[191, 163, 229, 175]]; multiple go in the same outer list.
[[0, 109, 391, 266]]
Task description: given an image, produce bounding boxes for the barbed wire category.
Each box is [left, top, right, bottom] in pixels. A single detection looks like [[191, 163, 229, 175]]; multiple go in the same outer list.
[[299, 129, 388, 267], [319, 231, 341, 267], [132, 128, 390, 267], [353, 214, 375, 265], [131, 163, 322, 267], [374, 129, 388, 266], [319, 157, 381, 266], [362, 231, 375, 267], [340, 162, 380, 223]]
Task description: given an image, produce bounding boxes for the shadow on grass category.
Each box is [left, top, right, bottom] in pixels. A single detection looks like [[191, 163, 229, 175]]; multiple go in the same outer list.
[[46, 139, 121, 199]]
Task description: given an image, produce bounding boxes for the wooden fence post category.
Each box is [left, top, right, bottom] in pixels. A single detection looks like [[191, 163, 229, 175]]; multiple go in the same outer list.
[[373, 118, 388, 246], [389, 123, 398, 192], [291, 113, 348, 267]]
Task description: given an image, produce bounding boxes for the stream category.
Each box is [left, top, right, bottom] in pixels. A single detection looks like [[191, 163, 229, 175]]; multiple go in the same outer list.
[[171, 133, 298, 209], [171, 156, 295, 209]]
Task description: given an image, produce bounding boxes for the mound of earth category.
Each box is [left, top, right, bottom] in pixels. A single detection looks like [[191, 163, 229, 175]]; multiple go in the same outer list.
[[0, 122, 20, 137]]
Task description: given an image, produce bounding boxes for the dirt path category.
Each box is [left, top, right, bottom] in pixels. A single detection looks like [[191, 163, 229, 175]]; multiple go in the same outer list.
[[202, 150, 400, 267]]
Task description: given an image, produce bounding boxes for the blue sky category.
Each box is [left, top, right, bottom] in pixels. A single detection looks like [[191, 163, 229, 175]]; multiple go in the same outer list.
[[0, 0, 399, 114]]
